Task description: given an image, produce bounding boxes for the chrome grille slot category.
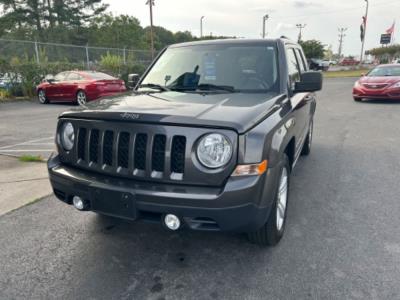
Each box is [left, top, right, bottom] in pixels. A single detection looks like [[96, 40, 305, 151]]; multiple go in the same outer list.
[[134, 133, 147, 170], [103, 131, 114, 166], [171, 136, 186, 174], [117, 132, 130, 168], [89, 129, 99, 163], [77, 128, 87, 161], [152, 134, 166, 172]]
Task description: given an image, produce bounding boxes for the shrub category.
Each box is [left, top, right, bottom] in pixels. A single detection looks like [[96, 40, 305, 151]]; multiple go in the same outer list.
[[99, 52, 123, 76], [10, 56, 43, 98]]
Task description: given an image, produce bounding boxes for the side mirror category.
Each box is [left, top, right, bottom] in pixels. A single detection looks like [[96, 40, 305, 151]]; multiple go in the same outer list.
[[128, 73, 140, 89], [295, 71, 323, 93], [44, 74, 55, 83], [360, 73, 365, 77]]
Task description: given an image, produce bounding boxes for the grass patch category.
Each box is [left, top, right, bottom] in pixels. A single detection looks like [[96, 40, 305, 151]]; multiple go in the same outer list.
[[18, 155, 44, 163], [324, 69, 369, 78]]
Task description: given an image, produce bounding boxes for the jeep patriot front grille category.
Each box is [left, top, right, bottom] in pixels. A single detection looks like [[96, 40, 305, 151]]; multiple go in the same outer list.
[[58, 120, 237, 186], [75, 127, 186, 180]]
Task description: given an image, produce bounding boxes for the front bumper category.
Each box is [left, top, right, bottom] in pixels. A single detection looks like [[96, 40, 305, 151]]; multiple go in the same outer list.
[[48, 154, 279, 232], [353, 88, 400, 99]]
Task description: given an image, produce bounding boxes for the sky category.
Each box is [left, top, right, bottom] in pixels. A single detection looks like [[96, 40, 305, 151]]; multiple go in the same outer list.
[[104, 0, 400, 57]]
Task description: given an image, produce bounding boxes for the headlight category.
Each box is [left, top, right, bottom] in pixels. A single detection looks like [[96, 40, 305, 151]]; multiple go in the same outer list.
[[391, 81, 400, 89], [196, 133, 232, 169], [60, 122, 75, 151]]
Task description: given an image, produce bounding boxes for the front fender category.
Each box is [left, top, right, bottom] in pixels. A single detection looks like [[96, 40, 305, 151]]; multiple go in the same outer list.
[[238, 104, 295, 169]]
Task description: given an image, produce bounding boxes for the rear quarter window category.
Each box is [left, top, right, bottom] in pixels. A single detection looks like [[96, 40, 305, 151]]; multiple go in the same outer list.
[[88, 72, 116, 80]]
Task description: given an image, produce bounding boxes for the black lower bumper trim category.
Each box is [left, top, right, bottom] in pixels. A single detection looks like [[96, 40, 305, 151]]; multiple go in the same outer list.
[[48, 156, 276, 232]]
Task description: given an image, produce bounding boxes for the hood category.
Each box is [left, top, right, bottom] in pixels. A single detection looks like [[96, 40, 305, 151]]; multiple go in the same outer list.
[[60, 91, 283, 133], [359, 76, 400, 85]]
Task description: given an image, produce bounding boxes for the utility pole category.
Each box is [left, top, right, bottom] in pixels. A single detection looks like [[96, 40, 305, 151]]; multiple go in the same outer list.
[[338, 28, 347, 59], [296, 24, 306, 42], [200, 16, 205, 38], [146, 0, 155, 59], [360, 0, 369, 64], [262, 14, 269, 38]]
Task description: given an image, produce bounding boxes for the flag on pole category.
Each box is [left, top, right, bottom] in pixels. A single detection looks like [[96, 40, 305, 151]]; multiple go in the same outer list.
[[360, 16, 367, 42], [386, 21, 395, 35]]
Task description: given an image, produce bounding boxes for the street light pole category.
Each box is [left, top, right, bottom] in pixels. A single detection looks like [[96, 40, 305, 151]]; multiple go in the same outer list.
[[200, 16, 205, 38], [296, 24, 306, 43], [338, 28, 348, 59], [262, 14, 269, 38], [360, 0, 369, 64], [146, 0, 155, 59]]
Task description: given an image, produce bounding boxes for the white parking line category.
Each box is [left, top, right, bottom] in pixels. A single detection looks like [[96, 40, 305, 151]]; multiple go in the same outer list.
[[19, 143, 54, 146], [0, 149, 53, 152], [0, 137, 54, 150]]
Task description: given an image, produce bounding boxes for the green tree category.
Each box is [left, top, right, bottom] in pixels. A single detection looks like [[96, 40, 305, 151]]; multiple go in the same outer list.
[[88, 14, 145, 48], [299, 40, 325, 59], [174, 31, 196, 43]]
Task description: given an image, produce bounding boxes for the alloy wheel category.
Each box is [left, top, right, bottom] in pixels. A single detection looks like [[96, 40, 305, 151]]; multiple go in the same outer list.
[[77, 91, 87, 105], [276, 167, 288, 231], [38, 90, 46, 104]]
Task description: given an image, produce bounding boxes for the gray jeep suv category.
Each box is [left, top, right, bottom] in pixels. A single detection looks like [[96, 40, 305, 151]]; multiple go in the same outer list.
[[48, 38, 322, 246]]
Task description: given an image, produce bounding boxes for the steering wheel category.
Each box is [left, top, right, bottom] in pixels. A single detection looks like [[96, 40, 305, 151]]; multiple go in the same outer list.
[[243, 76, 270, 90]]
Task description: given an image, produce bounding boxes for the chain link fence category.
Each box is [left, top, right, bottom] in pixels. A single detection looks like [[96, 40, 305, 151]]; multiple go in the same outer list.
[[0, 38, 154, 68], [0, 38, 156, 98]]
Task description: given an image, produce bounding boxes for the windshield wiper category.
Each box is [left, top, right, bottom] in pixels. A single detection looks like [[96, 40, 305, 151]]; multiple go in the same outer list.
[[138, 83, 170, 91], [196, 84, 238, 92], [170, 83, 238, 93]]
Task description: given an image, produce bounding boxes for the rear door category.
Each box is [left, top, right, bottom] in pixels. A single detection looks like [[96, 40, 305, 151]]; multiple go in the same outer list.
[[285, 46, 310, 161], [64, 72, 82, 100]]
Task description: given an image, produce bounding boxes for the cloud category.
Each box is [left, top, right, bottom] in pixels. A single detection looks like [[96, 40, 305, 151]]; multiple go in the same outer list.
[[275, 22, 296, 31], [292, 1, 322, 9], [248, 7, 276, 13]]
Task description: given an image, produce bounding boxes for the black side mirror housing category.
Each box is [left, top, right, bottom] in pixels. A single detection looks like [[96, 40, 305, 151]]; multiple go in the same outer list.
[[295, 71, 323, 92], [128, 73, 140, 89]]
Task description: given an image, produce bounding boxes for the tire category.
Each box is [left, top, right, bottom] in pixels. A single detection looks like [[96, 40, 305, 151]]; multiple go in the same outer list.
[[301, 119, 313, 156], [76, 90, 87, 105], [38, 89, 48, 104], [353, 97, 362, 102], [247, 154, 290, 246]]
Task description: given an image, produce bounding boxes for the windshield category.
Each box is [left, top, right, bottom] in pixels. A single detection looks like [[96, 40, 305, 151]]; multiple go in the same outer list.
[[367, 66, 400, 77], [140, 43, 279, 93]]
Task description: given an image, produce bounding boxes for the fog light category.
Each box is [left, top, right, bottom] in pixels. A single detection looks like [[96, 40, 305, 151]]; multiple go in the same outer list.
[[72, 196, 85, 210], [164, 214, 181, 230]]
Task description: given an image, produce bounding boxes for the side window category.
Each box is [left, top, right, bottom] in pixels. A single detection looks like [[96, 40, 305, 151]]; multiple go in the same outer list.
[[286, 48, 300, 86], [54, 72, 68, 81], [66, 72, 80, 81], [295, 49, 307, 72]]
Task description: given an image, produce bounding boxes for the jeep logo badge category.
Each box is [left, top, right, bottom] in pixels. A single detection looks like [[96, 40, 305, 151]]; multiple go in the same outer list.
[[120, 112, 140, 120]]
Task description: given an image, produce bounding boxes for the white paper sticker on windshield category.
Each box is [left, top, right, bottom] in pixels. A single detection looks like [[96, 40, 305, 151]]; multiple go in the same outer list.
[[203, 55, 217, 81]]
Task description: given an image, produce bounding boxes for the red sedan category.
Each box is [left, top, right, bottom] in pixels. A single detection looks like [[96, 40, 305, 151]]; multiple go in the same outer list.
[[353, 64, 400, 101], [37, 71, 126, 105]]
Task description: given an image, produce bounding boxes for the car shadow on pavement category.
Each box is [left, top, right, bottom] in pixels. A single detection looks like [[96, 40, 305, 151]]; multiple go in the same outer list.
[[62, 212, 278, 298], [359, 99, 400, 105]]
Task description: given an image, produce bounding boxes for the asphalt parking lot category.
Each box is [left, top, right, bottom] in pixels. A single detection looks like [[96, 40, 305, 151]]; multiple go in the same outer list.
[[0, 101, 72, 158], [1, 77, 400, 299]]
